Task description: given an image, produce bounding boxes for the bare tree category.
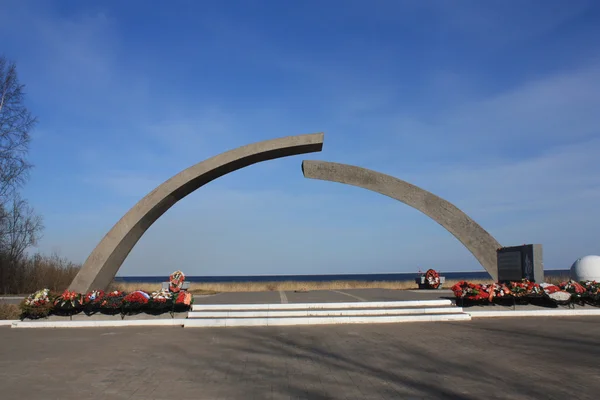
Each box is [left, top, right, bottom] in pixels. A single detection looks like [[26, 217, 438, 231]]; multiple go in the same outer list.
[[0, 55, 36, 202], [0, 194, 43, 260], [0, 55, 42, 293]]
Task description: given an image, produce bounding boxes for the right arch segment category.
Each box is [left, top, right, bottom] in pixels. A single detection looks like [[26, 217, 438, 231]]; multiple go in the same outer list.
[[302, 160, 500, 280]]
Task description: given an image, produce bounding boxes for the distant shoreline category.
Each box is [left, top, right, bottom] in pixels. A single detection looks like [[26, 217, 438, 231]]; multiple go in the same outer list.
[[114, 269, 570, 284]]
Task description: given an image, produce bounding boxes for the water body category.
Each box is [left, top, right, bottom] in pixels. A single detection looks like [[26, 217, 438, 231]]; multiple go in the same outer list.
[[115, 269, 570, 283]]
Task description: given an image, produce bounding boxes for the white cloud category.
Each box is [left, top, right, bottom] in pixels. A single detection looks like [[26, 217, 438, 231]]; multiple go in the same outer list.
[[446, 65, 600, 143], [371, 64, 600, 160], [410, 137, 600, 212]]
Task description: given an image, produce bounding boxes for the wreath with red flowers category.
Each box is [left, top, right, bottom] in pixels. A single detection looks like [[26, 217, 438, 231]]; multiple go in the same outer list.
[[425, 269, 441, 289], [451, 281, 490, 301], [173, 291, 193, 312], [82, 290, 105, 314], [148, 289, 173, 312], [53, 290, 84, 314], [100, 290, 125, 313], [169, 270, 185, 292], [122, 290, 150, 313], [84, 290, 105, 305], [582, 281, 600, 304]]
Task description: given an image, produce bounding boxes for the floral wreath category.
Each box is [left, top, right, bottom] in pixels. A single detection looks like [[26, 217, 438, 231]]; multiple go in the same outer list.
[[169, 270, 185, 292], [123, 290, 150, 304], [24, 288, 51, 307], [175, 291, 193, 306], [84, 290, 105, 305], [151, 289, 172, 303], [53, 290, 83, 311], [425, 269, 440, 289]]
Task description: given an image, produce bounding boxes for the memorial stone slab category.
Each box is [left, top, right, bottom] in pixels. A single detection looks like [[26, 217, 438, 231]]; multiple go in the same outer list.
[[497, 244, 544, 282]]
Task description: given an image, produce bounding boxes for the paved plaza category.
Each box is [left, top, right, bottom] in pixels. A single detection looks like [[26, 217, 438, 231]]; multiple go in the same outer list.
[[193, 289, 570, 313], [192, 288, 456, 305], [1, 316, 600, 399]]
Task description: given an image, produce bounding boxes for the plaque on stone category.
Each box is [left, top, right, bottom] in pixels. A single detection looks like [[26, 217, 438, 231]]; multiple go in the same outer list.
[[497, 244, 544, 282], [497, 251, 522, 281]]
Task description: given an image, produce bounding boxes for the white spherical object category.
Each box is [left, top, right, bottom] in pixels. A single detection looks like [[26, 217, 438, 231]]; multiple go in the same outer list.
[[570, 255, 600, 282]]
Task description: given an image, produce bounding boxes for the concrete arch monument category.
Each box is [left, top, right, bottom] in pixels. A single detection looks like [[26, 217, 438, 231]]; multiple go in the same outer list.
[[69, 133, 325, 293], [302, 160, 501, 280]]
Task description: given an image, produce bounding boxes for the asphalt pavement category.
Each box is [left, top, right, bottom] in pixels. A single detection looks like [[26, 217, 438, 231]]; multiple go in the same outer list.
[[1, 316, 599, 399], [193, 288, 455, 305]]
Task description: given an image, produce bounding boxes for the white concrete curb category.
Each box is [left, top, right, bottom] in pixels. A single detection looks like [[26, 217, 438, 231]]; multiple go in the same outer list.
[[11, 319, 187, 328], [468, 309, 600, 318], [0, 320, 19, 326], [188, 306, 463, 318], [191, 299, 452, 311], [184, 313, 471, 327]]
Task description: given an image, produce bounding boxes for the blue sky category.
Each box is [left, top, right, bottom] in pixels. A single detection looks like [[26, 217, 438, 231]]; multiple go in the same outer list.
[[1, 0, 599, 276]]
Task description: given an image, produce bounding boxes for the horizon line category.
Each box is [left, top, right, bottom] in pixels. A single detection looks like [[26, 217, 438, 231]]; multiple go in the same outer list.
[[115, 268, 569, 278]]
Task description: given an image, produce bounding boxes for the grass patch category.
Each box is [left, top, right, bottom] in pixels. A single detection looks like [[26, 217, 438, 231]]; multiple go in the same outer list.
[[0, 303, 20, 320], [544, 274, 571, 285], [107, 281, 219, 296], [108, 282, 165, 293], [188, 289, 220, 295], [108, 279, 493, 293]]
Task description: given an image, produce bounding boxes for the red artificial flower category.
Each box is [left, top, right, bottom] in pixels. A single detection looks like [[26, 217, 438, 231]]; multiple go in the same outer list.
[[175, 291, 192, 305], [560, 281, 586, 294], [571, 282, 586, 294], [123, 291, 149, 304], [451, 281, 468, 297], [60, 290, 79, 301], [84, 290, 105, 304], [543, 285, 561, 294]]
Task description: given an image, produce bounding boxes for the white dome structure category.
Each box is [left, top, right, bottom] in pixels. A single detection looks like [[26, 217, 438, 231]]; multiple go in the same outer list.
[[570, 255, 600, 282]]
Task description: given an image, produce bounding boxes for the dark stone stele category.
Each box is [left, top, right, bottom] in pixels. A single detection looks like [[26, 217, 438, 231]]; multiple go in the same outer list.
[[68, 133, 325, 293], [302, 160, 503, 281], [497, 244, 544, 283]]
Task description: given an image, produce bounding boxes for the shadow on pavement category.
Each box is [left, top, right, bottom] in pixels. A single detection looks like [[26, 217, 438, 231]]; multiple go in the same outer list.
[[176, 317, 600, 399]]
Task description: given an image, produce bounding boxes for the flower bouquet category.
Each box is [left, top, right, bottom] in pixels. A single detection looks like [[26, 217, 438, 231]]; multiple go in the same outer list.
[[53, 290, 84, 315], [540, 283, 561, 295], [173, 291, 193, 312], [488, 282, 512, 305], [451, 281, 489, 304], [20, 288, 54, 319], [100, 290, 125, 314], [83, 290, 105, 314], [169, 270, 185, 292], [583, 281, 600, 305], [424, 269, 441, 289], [451, 278, 600, 308], [560, 280, 586, 305], [147, 289, 173, 313], [526, 280, 544, 298], [539, 283, 569, 304], [122, 290, 150, 314]]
